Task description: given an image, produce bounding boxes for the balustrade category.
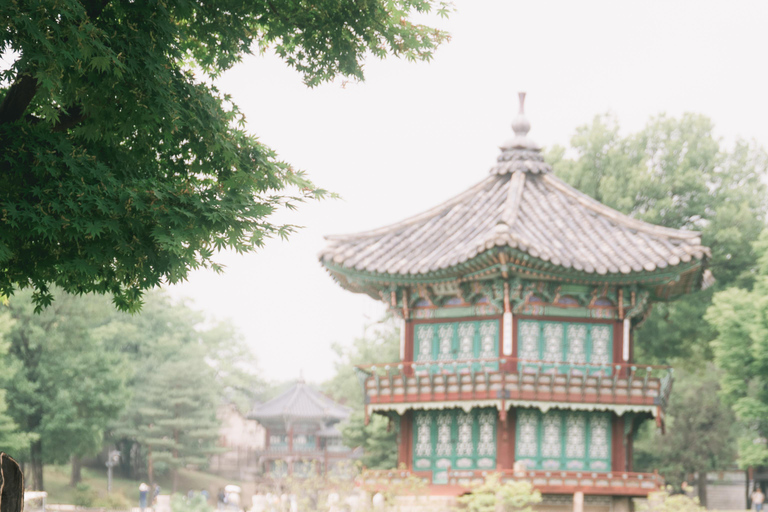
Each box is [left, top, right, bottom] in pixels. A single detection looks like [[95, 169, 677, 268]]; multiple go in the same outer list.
[[355, 358, 673, 411], [358, 467, 663, 496]]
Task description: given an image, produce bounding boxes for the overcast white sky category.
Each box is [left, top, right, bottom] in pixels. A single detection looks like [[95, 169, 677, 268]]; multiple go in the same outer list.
[[168, 0, 768, 384]]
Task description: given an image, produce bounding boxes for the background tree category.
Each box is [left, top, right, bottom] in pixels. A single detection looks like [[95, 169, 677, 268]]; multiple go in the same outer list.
[[323, 316, 400, 469], [549, 114, 768, 364], [0, 0, 451, 311], [0, 313, 36, 455], [105, 291, 261, 482], [115, 353, 221, 491], [3, 291, 130, 490], [548, 112, 767, 485], [706, 230, 768, 469], [633, 367, 737, 506]]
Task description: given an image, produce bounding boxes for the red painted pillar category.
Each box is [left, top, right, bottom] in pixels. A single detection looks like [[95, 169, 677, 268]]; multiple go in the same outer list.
[[398, 412, 413, 470], [611, 415, 626, 472], [496, 409, 516, 470], [404, 320, 414, 376]]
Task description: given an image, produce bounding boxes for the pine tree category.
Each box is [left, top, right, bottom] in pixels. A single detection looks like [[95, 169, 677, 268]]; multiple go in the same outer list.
[[116, 352, 222, 491]]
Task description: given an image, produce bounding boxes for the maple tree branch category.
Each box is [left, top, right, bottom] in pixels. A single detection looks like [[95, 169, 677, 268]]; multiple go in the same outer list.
[[0, 73, 39, 126], [0, 0, 112, 126]]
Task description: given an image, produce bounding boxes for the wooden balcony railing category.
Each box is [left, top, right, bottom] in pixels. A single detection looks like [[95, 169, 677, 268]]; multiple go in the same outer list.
[[359, 468, 663, 496], [355, 358, 673, 412]]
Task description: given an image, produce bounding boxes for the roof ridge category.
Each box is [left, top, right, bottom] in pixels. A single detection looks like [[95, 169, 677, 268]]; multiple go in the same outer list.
[[284, 381, 302, 415], [502, 170, 526, 228]]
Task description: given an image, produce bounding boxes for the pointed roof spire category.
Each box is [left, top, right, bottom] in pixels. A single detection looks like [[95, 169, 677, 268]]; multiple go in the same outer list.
[[492, 92, 550, 174], [511, 92, 530, 137]]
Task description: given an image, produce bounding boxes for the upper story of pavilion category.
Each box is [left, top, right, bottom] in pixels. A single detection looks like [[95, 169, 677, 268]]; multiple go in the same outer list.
[[319, 94, 712, 423]]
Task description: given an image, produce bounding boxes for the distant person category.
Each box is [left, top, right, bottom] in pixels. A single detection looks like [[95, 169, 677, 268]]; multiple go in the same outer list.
[[153, 484, 161, 505], [201, 489, 210, 503], [218, 489, 226, 511], [139, 482, 150, 512], [753, 487, 765, 511]]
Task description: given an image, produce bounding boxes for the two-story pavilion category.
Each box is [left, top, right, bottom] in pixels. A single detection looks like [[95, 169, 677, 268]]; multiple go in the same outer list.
[[320, 94, 711, 507], [249, 379, 358, 479]]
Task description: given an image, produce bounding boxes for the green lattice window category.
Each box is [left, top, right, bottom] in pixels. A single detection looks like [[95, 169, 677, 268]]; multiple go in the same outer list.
[[413, 408, 496, 483], [515, 409, 611, 472], [414, 320, 499, 372], [268, 433, 288, 451], [292, 434, 316, 451], [517, 320, 612, 370]]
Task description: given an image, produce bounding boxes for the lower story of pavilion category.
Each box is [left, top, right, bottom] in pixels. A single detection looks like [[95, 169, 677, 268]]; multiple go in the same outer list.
[[362, 403, 662, 498]]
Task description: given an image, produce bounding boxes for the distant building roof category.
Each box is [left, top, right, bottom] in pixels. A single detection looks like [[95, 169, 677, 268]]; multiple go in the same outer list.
[[248, 380, 350, 424], [320, 93, 710, 300]]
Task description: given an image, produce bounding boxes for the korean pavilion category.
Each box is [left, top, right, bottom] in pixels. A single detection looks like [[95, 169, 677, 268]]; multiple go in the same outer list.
[[249, 379, 359, 480], [320, 94, 711, 509]]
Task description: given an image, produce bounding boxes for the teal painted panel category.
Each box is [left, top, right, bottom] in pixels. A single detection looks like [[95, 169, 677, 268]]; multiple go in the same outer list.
[[413, 320, 500, 373], [413, 408, 497, 483], [514, 409, 612, 472], [517, 320, 613, 373]]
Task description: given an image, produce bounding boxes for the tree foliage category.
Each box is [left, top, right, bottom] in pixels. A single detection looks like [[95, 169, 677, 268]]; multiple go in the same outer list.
[[0, 313, 36, 455], [633, 367, 736, 503], [707, 230, 768, 468], [323, 316, 400, 469], [106, 291, 261, 483], [2, 290, 131, 490], [548, 113, 768, 364], [0, 0, 451, 311], [116, 353, 222, 491]]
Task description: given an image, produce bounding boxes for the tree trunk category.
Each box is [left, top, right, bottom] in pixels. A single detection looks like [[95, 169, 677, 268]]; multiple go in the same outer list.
[[697, 471, 708, 508], [172, 429, 179, 493], [30, 439, 44, 491], [70, 455, 82, 486], [147, 445, 154, 485]]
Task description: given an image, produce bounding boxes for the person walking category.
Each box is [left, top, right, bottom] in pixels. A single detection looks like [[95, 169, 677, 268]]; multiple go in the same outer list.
[[753, 487, 765, 512], [139, 483, 150, 512]]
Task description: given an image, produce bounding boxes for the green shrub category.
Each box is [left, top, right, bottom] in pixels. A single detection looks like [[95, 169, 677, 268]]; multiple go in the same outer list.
[[637, 489, 706, 512], [73, 483, 97, 508], [96, 492, 131, 510], [456, 474, 542, 512], [171, 494, 213, 512]]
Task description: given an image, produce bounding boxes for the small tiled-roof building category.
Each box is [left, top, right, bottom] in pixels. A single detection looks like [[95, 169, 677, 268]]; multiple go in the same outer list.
[[248, 380, 358, 478]]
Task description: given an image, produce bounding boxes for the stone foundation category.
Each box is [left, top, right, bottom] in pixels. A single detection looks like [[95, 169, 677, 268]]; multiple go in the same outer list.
[[386, 494, 633, 512]]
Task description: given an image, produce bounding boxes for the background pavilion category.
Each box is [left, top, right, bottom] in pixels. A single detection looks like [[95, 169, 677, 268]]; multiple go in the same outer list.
[[249, 380, 359, 481]]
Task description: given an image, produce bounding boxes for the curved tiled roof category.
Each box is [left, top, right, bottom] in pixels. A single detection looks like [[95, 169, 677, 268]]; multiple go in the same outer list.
[[320, 94, 710, 282], [248, 381, 350, 423]]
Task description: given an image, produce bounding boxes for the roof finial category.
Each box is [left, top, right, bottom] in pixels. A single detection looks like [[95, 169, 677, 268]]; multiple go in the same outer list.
[[511, 92, 531, 137]]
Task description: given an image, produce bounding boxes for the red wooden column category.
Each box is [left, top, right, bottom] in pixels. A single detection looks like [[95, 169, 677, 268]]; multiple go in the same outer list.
[[403, 320, 414, 375], [398, 412, 413, 470], [496, 409, 516, 470], [611, 415, 626, 472]]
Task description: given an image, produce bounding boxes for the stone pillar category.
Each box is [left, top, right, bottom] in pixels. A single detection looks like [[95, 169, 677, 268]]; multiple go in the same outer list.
[[573, 492, 584, 512]]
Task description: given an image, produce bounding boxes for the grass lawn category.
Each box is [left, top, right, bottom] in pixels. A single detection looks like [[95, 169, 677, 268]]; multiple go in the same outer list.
[[44, 464, 255, 507]]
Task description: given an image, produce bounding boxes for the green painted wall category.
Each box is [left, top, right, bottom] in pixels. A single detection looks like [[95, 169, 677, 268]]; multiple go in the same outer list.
[[515, 409, 612, 472], [412, 408, 496, 483]]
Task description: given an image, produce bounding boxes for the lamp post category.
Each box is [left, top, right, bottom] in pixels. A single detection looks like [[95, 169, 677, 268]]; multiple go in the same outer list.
[[105, 450, 121, 494]]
